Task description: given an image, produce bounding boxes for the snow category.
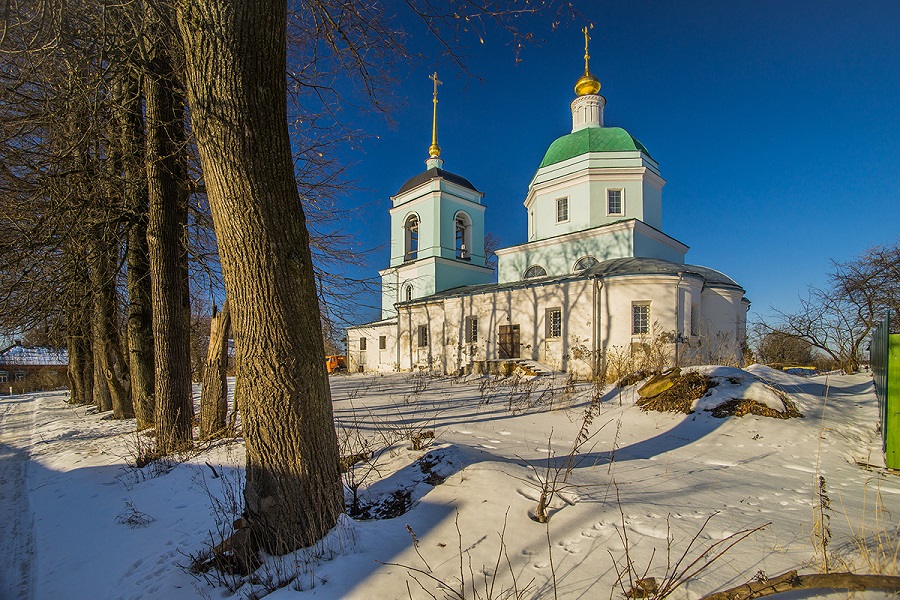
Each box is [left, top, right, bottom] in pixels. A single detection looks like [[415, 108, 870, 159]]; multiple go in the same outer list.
[[1, 369, 898, 599]]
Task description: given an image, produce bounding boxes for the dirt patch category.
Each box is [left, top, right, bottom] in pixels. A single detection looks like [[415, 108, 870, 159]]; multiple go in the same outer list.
[[636, 372, 715, 414], [419, 451, 448, 485], [709, 398, 803, 419], [350, 488, 412, 520]]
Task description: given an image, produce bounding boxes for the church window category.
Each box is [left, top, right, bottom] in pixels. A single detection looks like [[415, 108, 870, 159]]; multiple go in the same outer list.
[[607, 189, 623, 215], [573, 256, 600, 273], [632, 303, 650, 335], [404, 285, 413, 302], [404, 214, 419, 261], [418, 325, 429, 347], [523, 265, 547, 279], [465, 316, 478, 343], [546, 308, 562, 338], [0, 371, 7, 383], [379, 335, 386, 350], [359, 337, 367, 351], [556, 197, 569, 223], [14, 371, 25, 381], [455, 212, 472, 259]]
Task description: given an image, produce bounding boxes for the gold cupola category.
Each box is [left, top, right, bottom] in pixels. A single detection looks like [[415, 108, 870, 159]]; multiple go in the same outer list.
[[574, 26, 601, 96]]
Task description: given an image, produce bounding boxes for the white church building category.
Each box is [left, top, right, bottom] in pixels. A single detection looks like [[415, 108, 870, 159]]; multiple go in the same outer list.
[[346, 34, 749, 378]]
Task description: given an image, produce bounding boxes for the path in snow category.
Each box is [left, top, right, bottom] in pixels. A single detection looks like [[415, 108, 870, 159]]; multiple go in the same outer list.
[[0, 394, 36, 600]]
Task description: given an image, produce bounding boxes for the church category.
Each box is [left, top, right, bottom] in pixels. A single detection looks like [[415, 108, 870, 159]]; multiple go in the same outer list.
[[346, 32, 749, 378]]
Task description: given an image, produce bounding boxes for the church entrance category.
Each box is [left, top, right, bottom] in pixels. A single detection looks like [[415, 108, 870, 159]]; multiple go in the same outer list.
[[498, 324, 520, 359]]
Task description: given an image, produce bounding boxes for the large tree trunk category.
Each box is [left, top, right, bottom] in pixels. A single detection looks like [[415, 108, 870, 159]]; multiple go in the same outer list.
[[200, 300, 231, 439], [88, 235, 113, 412], [145, 10, 193, 453], [66, 293, 92, 405], [118, 67, 156, 431], [177, 0, 343, 553], [88, 231, 134, 418]]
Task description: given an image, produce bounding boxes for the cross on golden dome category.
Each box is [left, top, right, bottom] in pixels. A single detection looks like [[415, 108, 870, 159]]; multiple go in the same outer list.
[[574, 25, 601, 96], [428, 71, 442, 158]]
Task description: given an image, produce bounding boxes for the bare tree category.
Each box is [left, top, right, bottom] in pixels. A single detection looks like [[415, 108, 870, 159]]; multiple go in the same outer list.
[[756, 328, 815, 366], [764, 242, 900, 373], [177, 0, 344, 553]]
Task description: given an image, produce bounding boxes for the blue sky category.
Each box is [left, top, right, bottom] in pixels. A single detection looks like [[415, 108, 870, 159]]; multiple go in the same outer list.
[[333, 1, 900, 326]]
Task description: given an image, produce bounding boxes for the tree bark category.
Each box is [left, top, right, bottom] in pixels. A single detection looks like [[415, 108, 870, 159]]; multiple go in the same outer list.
[[66, 291, 92, 405], [200, 300, 231, 439], [177, 0, 343, 553], [116, 63, 157, 431], [702, 570, 900, 600], [88, 231, 133, 418], [145, 7, 194, 453]]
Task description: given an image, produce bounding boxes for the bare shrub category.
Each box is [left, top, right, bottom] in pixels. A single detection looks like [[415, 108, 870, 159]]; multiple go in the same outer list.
[[610, 491, 768, 599], [383, 511, 537, 599]]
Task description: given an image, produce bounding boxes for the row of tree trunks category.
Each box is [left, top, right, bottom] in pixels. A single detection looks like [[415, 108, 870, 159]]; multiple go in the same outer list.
[[146, 6, 194, 454], [200, 301, 231, 439], [177, 0, 343, 553]]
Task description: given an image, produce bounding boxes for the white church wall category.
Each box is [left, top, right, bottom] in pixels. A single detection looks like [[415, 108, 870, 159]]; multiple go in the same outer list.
[[599, 275, 680, 357], [640, 181, 663, 231], [432, 258, 494, 291], [530, 180, 592, 240], [693, 287, 747, 365], [346, 321, 399, 373], [496, 227, 634, 283], [632, 230, 687, 263], [587, 179, 645, 228], [397, 302, 447, 372]]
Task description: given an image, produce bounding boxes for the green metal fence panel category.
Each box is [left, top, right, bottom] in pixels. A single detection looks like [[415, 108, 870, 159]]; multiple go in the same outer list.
[[872, 315, 900, 470]]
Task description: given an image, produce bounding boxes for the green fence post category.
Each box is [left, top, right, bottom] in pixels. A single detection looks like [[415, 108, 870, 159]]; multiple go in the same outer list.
[[887, 332, 900, 470]]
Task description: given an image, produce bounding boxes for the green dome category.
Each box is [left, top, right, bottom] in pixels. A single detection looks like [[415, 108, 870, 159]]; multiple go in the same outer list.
[[538, 127, 651, 168]]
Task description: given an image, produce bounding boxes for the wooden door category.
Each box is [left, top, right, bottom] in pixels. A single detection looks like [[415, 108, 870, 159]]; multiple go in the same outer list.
[[498, 324, 520, 359]]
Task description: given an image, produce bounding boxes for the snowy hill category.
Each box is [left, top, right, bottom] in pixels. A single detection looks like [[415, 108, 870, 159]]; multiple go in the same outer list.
[[0, 369, 897, 599]]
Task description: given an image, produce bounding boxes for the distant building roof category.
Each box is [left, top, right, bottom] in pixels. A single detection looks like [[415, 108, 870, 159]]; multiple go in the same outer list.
[[0, 344, 68, 366]]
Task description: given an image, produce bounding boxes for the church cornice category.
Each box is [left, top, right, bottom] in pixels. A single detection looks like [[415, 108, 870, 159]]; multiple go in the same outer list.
[[525, 165, 665, 210], [390, 189, 487, 216], [524, 167, 666, 209], [383, 255, 494, 275], [495, 218, 688, 256]]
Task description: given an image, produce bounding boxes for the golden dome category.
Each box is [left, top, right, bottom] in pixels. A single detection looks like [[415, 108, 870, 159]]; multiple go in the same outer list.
[[575, 73, 601, 96], [574, 25, 601, 96]]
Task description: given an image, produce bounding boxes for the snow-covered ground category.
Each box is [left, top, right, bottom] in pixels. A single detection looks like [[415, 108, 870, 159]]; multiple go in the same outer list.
[[1, 366, 898, 599]]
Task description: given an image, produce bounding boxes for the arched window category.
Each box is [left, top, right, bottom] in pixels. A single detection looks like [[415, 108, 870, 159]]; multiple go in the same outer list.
[[455, 212, 472, 259], [523, 265, 547, 279], [573, 256, 600, 273], [404, 214, 419, 261], [404, 285, 413, 302]]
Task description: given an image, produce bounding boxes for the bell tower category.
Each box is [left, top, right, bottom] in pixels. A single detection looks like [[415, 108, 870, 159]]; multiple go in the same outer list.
[[378, 73, 494, 318]]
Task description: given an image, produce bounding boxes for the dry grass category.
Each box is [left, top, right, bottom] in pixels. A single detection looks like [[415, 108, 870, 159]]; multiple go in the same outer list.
[[636, 372, 713, 414], [709, 398, 803, 419]]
